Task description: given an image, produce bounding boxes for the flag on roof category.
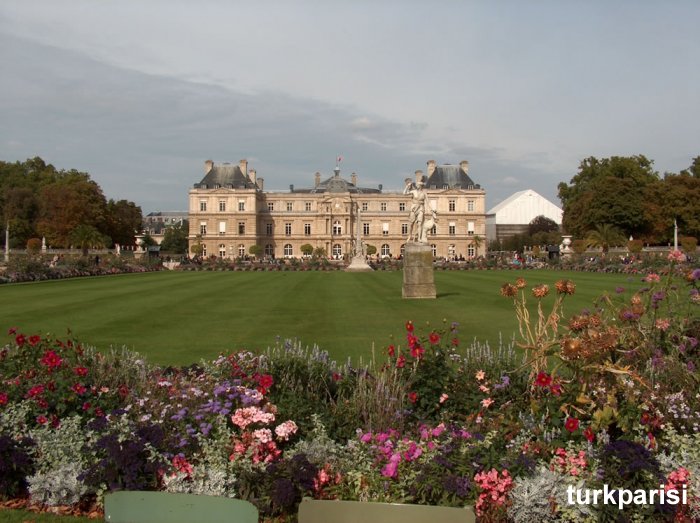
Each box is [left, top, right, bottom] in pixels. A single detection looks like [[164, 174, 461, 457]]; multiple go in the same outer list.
[[337, 155, 343, 163]]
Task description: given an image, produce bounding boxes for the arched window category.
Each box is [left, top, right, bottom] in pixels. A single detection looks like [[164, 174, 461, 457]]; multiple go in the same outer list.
[[265, 244, 275, 257], [219, 244, 226, 258], [238, 244, 246, 257], [284, 244, 293, 257], [332, 243, 342, 258], [381, 244, 391, 258], [333, 220, 342, 235], [431, 244, 437, 257]]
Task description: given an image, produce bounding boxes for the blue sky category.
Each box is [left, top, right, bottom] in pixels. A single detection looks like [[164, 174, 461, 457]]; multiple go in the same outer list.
[[1, 1, 698, 212]]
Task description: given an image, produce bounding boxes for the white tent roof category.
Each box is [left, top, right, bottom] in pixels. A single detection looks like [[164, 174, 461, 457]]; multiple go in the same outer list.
[[486, 189, 562, 225]]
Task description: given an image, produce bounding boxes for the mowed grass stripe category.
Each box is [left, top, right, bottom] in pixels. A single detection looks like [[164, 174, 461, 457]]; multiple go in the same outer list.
[[0, 270, 645, 365]]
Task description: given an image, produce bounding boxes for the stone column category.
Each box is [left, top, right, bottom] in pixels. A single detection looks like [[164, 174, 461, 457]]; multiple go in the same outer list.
[[402, 243, 436, 298]]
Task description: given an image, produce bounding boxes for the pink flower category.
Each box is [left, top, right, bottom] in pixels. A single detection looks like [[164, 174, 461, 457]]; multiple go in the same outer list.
[[481, 397, 494, 408], [655, 319, 671, 331], [479, 385, 490, 393], [644, 273, 661, 283], [439, 393, 449, 404], [274, 420, 298, 441], [253, 428, 273, 444], [668, 250, 684, 262], [231, 406, 275, 429], [475, 370, 486, 381]]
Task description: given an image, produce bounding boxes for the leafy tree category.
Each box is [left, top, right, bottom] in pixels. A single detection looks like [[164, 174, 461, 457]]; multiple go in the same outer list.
[[680, 237, 697, 255], [70, 224, 108, 256], [159, 221, 189, 254], [26, 238, 42, 254], [558, 156, 659, 238], [300, 244, 314, 257], [585, 224, 625, 254], [141, 233, 157, 248], [365, 244, 377, 256], [248, 244, 262, 258], [312, 246, 327, 259], [104, 199, 142, 248], [528, 215, 559, 236]]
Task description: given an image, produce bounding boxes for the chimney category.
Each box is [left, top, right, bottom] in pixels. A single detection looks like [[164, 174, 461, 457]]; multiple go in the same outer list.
[[290, 184, 294, 192], [427, 160, 436, 178], [249, 169, 257, 185], [204, 159, 213, 175], [351, 173, 357, 186], [314, 172, 321, 187], [460, 160, 469, 174], [239, 159, 248, 177], [257, 178, 264, 190], [415, 170, 424, 184]]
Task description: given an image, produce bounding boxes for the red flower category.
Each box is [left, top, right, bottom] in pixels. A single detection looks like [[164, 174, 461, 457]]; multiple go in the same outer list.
[[534, 372, 552, 387], [407, 334, 418, 348], [118, 384, 130, 398], [40, 350, 63, 369], [82, 402, 92, 411], [8, 327, 17, 335], [28, 335, 41, 346], [0, 392, 8, 406], [428, 332, 440, 345], [583, 427, 595, 442], [564, 417, 580, 433], [36, 415, 48, 425], [640, 412, 651, 425], [94, 407, 104, 417], [387, 344, 395, 357], [258, 374, 274, 389], [410, 345, 425, 360], [72, 383, 87, 395], [451, 338, 459, 346], [332, 372, 342, 382], [15, 334, 26, 347], [74, 366, 89, 376], [27, 384, 44, 398], [36, 398, 48, 409], [549, 383, 562, 396], [408, 391, 418, 404], [405, 321, 414, 332], [50, 415, 60, 428], [396, 354, 406, 368]]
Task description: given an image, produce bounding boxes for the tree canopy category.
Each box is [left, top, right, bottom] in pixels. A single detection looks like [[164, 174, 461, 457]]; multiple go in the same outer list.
[[558, 155, 700, 243], [1, 157, 142, 249]]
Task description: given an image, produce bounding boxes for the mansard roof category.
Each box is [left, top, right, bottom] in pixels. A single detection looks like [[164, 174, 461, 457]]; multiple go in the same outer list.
[[426, 164, 480, 190], [194, 162, 258, 189], [293, 167, 382, 194]]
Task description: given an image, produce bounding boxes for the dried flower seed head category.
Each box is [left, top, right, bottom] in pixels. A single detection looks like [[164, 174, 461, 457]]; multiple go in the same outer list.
[[515, 277, 527, 289], [532, 284, 550, 299], [630, 293, 643, 306], [500, 283, 518, 298], [555, 279, 576, 295], [561, 337, 583, 359], [568, 315, 589, 332]]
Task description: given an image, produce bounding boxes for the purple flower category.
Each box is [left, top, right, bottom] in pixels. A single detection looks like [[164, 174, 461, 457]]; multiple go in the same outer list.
[[493, 375, 510, 390], [688, 361, 696, 372], [615, 286, 625, 294], [691, 268, 700, 281]]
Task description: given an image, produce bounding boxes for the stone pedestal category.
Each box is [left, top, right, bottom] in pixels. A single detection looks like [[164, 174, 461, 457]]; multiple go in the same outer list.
[[402, 243, 436, 299], [345, 254, 373, 272]]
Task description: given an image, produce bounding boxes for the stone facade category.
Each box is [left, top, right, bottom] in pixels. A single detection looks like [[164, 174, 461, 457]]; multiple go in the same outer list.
[[188, 159, 487, 260]]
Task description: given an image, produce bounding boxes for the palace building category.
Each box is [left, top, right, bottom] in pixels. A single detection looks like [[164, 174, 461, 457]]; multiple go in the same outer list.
[[188, 159, 487, 260]]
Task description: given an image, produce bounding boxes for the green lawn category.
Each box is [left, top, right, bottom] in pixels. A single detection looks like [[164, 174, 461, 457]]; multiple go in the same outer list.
[[0, 270, 645, 366]]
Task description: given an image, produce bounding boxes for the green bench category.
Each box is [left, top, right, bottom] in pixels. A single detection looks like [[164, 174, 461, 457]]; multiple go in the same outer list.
[[103, 491, 258, 523], [298, 498, 476, 523]]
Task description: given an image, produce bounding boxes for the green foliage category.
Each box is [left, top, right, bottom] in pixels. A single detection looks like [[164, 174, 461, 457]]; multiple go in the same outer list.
[[365, 244, 377, 256], [680, 236, 697, 254], [585, 223, 625, 253], [528, 215, 559, 236], [248, 243, 262, 258], [70, 224, 108, 256], [300, 244, 314, 256], [159, 221, 189, 254], [26, 237, 42, 253]]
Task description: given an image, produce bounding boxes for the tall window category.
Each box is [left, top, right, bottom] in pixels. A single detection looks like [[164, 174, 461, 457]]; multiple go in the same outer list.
[[199, 222, 207, 235], [265, 244, 275, 257], [468, 221, 475, 236], [267, 202, 274, 212], [449, 222, 456, 236], [238, 200, 246, 211], [219, 200, 226, 212], [238, 222, 245, 235], [266, 223, 273, 236], [304, 223, 311, 236], [363, 223, 370, 235], [361, 202, 368, 212], [399, 202, 405, 212], [380, 202, 387, 211], [381, 244, 390, 257], [449, 200, 456, 212], [305, 202, 312, 212], [286, 202, 293, 212], [285, 223, 292, 236], [238, 244, 246, 257], [219, 244, 226, 258], [284, 244, 293, 257], [467, 200, 474, 212], [219, 221, 226, 235], [401, 223, 408, 235], [333, 220, 342, 235], [200, 200, 207, 212], [202, 245, 207, 257], [468, 245, 475, 258], [332, 244, 342, 258], [430, 225, 436, 235], [431, 244, 437, 257], [382, 223, 389, 236]]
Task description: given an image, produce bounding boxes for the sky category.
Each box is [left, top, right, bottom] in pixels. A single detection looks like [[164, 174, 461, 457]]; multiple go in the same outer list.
[[1, 1, 699, 213]]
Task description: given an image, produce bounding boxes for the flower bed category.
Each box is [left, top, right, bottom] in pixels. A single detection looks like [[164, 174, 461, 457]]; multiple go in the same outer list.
[[1, 257, 699, 521]]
